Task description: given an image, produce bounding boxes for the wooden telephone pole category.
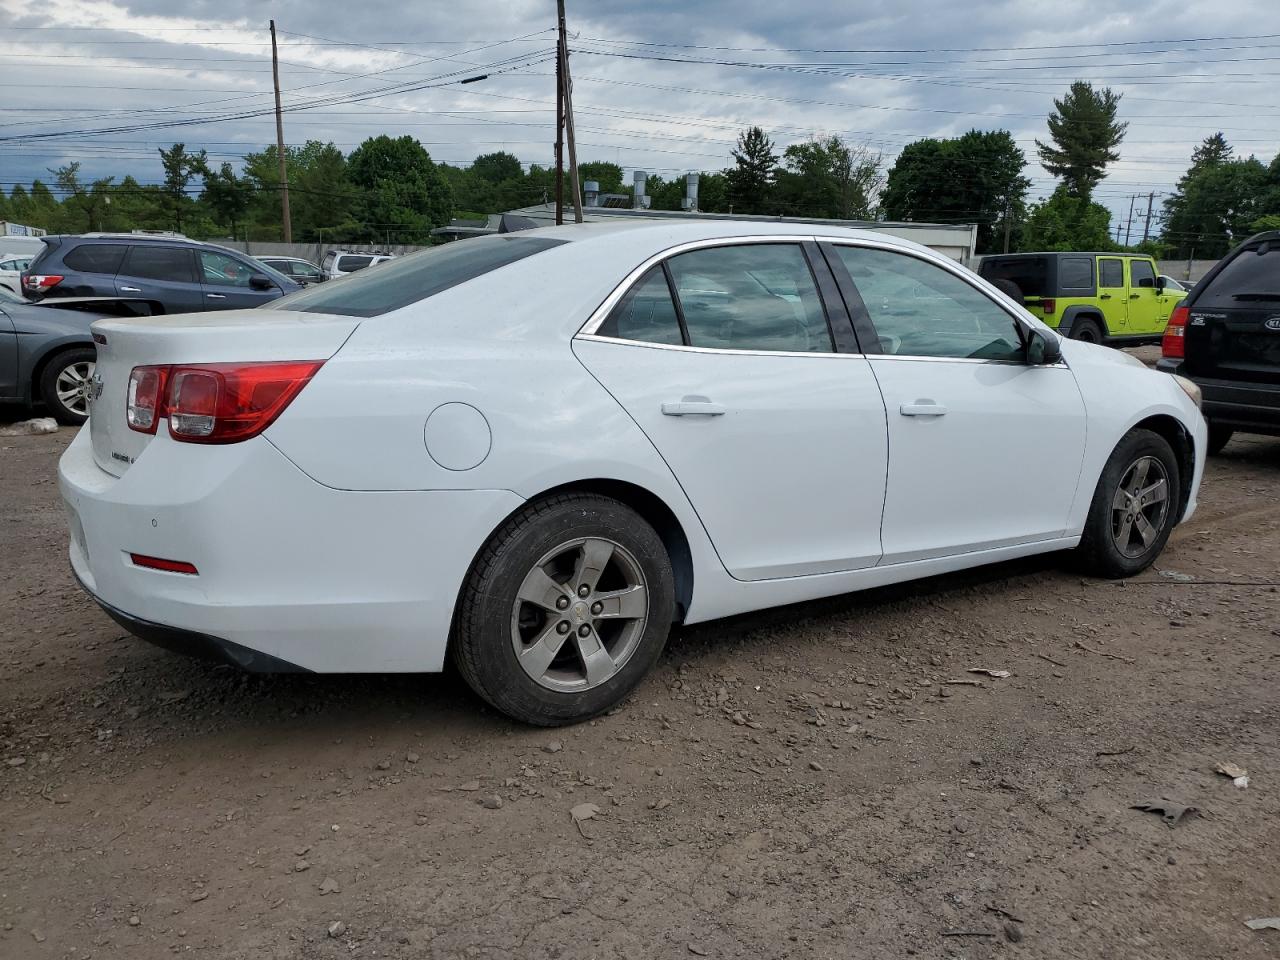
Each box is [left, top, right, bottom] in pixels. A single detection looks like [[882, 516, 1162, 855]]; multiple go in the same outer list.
[[555, 0, 583, 224], [1141, 191, 1155, 244], [269, 20, 292, 243]]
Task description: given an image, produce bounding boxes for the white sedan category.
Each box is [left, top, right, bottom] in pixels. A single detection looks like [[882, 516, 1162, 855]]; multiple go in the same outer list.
[[60, 222, 1206, 725]]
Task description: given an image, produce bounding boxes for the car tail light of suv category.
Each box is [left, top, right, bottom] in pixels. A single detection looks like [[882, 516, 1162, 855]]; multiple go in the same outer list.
[[23, 274, 63, 293], [127, 361, 324, 443], [1162, 305, 1189, 359]]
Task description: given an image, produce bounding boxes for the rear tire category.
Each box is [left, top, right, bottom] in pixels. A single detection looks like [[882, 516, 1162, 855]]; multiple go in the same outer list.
[[1074, 429, 1181, 579], [452, 494, 675, 726], [1070, 318, 1104, 344], [39, 347, 96, 426], [1206, 423, 1235, 456]]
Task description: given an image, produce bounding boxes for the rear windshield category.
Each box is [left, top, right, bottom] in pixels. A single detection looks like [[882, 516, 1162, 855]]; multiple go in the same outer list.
[[337, 255, 375, 272], [1197, 242, 1280, 308], [979, 257, 1047, 297], [273, 236, 567, 318]]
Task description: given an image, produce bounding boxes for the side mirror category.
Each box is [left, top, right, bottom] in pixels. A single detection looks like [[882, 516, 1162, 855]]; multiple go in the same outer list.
[[1137, 276, 1155, 288], [1026, 328, 1062, 365], [249, 274, 274, 291], [1154, 275, 1166, 292]]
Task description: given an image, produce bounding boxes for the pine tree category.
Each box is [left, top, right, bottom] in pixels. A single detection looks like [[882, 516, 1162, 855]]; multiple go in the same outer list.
[[726, 126, 778, 214], [1035, 82, 1127, 200]]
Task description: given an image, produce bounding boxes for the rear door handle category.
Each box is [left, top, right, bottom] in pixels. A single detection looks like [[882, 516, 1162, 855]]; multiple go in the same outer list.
[[900, 401, 948, 417], [1100, 293, 1112, 300], [662, 396, 725, 417], [119, 286, 141, 293], [206, 293, 226, 299]]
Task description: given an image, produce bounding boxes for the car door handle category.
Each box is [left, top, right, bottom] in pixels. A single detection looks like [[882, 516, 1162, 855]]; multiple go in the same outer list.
[[900, 401, 948, 417], [661, 396, 725, 417], [119, 286, 141, 293], [1100, 293, 1112, 299], [206, 293, 226, 299], [1129, 293, 1141, 299]]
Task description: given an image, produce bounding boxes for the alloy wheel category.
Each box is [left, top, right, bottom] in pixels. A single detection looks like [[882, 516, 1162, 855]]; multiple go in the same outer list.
[[510, 537, 649, 692], [1110, 456, 1171, 558], [55, 360, 96, 418]]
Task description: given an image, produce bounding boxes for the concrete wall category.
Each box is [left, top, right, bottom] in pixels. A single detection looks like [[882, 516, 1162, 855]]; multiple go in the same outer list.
[[1157, 259, 1218, 283], [214, 240, 427, 264]]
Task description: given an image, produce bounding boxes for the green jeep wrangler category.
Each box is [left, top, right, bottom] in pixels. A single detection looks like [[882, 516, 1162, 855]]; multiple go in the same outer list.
[[977, 252, 1187, 344]]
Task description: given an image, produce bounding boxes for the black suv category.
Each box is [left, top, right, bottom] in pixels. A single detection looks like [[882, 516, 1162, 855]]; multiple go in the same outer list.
[[1157, 230, 1280, 453], [22, 234, 300, 313]]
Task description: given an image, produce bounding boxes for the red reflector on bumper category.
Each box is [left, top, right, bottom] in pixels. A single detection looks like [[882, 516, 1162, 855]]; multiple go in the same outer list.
[[130, 553, 199, 575]]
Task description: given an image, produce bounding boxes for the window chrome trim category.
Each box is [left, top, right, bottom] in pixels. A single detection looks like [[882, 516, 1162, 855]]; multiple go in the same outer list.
[[865, 353, 1068, 367], [574, 332, 866, 360]]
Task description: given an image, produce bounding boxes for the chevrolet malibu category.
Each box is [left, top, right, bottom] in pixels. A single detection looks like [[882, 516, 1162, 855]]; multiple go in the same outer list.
[[60, 222, 1206, 725]]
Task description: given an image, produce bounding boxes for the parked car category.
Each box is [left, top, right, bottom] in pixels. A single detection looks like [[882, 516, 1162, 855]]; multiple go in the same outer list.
[[0, 254, 32, 295], [1157, 230, 1280, 453], [978, 252, 1187, 344], [0, 287, 154, 424], [256, 256, 325, 285], [22, 233, 300, 313], [61, 223, 1205, 725], [320, 249, 396, 280]]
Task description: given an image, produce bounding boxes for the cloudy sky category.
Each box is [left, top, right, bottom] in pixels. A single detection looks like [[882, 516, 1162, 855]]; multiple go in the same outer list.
[[2, 0, 1279, 233]]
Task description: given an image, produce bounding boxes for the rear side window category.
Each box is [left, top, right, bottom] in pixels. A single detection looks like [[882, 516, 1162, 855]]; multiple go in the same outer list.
[[596, 267, 683, 345], [1060, 257, 1093, 290], [337, 255, 374, 272], [274, 236, 567, 317], [979, 257, 1047, 297], [1196, 243, 1280, 308], [121, 245, 195, 283], [321, 251, 336, 271], [63, 243, 128, 275]]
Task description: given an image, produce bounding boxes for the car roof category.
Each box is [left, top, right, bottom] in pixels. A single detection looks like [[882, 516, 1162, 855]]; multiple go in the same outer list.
[[49, 233, 249, 257], [984, 251, 1146, 259]]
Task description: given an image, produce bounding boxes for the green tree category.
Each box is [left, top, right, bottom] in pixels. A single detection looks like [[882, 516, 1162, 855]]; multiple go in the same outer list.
[[51, 163, 116, 232], [105, 175, 167, 232], [8, 185, 30, 224], [881, 130, 1031, 254], [1020, 186, 1113, 251], [1035, 82, 1127, 200], [726, 126, 778, 213], [26, 181, 61, 231], [157, 143, 209, 232], [774, 137, 882, 219], [470, 151, 524, 185], [577, 161, 625, 195], [1161, 135, 1275, 258], [346, 135, 451, 242], [201, 163, 252, 238]]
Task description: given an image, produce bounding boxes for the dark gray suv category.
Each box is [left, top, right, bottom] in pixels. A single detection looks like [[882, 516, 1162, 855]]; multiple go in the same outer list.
[[22, 234, 300, 313]]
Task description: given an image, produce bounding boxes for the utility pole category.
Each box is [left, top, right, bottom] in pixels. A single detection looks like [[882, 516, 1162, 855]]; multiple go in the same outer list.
[[1141, 191, 1155, 244], [269, 19, 292, 243], [1123, 194, 1136, 248], [558, 0, 583, 224], [554, 6, 565, 225], [1002, 201, 1012, 254]]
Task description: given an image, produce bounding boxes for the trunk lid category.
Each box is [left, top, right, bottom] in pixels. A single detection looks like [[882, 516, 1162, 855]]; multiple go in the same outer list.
[[1184, 242, 1280, 384], [88, 309, 359, 476]]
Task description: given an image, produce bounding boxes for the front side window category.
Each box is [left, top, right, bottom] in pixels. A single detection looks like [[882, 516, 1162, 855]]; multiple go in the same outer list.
[[64, 243, 128, 275], [596, 267, 683, 345], [121, 245, 194, 283], [833, 246, 1024, 361], [1129, 259, 1156, 288], [666, 244, 832, 352], [200, 250, 255, 287], [293, 262, 322, 279]]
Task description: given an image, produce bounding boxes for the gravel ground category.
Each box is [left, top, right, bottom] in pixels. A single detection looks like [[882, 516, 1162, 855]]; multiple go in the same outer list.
[[1, 422, 1278, 960]]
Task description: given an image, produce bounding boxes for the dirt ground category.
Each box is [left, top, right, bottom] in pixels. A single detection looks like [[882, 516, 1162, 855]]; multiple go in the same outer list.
[[2, 417, 1278, 960]]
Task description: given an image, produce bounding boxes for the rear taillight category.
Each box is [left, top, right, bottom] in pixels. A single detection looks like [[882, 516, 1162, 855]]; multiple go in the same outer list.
[[127, 365, 170, 434], [130, 553, 199, 575], [1040, 298, 1056, 315], [1162, 305, 1189, 359], [124, 360, 323, 443], [24, 274, 63, 293]]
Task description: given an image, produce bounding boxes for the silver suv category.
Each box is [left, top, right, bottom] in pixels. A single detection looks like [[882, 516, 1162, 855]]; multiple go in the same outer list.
[[321, 249, 396, 280]]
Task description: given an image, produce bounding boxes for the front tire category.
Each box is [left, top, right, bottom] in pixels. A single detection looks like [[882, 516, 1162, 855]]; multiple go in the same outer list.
[[39, 347, 96, 425], [1206, 423, 1234, 456], [452, 494, 676, 726], [1074, 429, 1181, 578]]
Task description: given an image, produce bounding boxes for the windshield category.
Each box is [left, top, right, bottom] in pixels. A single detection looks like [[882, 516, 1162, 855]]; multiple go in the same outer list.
[[270, 235, 567, 318]]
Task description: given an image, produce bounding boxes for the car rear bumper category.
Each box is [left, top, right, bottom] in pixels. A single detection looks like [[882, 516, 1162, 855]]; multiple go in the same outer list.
[[1158, 361, 1280, 433], [59, 426, 524, 673]]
